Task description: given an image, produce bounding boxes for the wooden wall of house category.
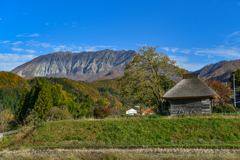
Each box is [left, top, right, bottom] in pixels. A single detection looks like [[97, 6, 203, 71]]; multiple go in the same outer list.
[[170, 99, 211, 115]]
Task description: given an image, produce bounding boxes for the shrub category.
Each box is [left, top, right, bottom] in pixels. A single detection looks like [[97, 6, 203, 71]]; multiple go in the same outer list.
[[213, 104, 236, 113], [93, 107, 110, 119], [45, 107, 73, 121]]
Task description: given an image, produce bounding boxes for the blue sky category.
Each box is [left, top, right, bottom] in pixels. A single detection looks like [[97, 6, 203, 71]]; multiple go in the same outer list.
[[1, 0, 240, 71]]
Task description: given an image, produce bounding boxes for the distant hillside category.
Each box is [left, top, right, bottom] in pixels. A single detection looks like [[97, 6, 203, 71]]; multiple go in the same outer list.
[[28, 77, 119, 102], [0, 72, 119, 113], [192, 60, 240, 82], [0, 71, 29, 89], [11, 49, 136, 82], [0, 72, 29, 113]]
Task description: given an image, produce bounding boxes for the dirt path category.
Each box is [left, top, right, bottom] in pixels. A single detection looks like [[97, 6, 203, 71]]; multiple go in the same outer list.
[[1, 148, 240, 160]]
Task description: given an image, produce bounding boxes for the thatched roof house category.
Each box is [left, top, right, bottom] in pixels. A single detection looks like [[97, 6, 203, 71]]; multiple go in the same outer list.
[[163, 74, 218, 115]]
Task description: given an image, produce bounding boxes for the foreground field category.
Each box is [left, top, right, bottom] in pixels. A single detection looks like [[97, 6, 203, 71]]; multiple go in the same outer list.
[[1, 117, 240, 150], [1, 148, 240, 160]]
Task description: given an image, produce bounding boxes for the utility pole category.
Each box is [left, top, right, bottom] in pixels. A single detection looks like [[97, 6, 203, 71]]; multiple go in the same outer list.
[[233, 73, 236, 108]]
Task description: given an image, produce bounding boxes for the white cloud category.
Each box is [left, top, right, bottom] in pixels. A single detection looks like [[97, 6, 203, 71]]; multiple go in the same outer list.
[[12, 41, 22, 45], [85, 46, 97, 51], [136, 44, 147, 47], [180, 49, 191, 54], [171, 48, 179, 52], [65, 23, 68, 25], [195, 45, 240, 58], [53, 45, 66, 52], [162, 47, 170, 51], [11, 48, 24, 52], [227, 31, 240, 37], [45, 23, 49, 25], [28, 33, 40, 37], [162, 47, 179, 52], [25, 49, 36, 53], [0, 41, 10, 43], [78, 46, 83, 50], [194, 52, 205, 56], [11, 48, 36, 53], [40, 43, 51, 47], [16, 34, 24, 37], [27, 40, 55, 48], [208, 55, 213, 58], [169, 55, 206, 71], [180, 63, 207, 72], [169, 55, 188, 63], [0, 54, 36, 62], [0, 18, 2, 20], [84, 45, 117, 51], [0, 53, 37, 71]]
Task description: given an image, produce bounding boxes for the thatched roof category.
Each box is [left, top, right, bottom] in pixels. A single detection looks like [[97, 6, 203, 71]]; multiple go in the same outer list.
[[162, 74, 218, 99]]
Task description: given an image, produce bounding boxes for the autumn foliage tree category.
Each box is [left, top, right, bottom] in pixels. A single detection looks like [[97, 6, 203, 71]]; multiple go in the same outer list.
[[206, 80, 232, 105], [93, 107, 110, 119]]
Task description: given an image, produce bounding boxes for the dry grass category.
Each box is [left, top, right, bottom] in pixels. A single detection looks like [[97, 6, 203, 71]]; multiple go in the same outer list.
[[1, 148, 240, 160]]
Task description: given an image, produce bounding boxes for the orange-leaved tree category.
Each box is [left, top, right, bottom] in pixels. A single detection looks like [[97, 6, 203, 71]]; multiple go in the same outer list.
[[206, 80, 232, 105]]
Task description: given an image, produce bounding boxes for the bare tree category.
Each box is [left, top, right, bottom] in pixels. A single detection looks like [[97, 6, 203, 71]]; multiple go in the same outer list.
[[0, 104, 9, 132]]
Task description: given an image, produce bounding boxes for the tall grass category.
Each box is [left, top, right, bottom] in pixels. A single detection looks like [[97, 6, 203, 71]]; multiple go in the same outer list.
[[2, 118, 240, 149]]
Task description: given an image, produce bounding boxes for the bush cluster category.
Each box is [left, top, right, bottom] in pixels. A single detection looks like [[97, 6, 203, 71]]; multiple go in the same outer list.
[[213, 104, 236, 113], [93, 107, 110, 119], [45, 107, 73, 121]]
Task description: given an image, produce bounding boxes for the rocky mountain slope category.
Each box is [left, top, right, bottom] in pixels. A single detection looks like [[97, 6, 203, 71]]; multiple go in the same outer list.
[[11, 48, 240, 82], [193, 60, 240, 82], [11, 49, 136, 82]]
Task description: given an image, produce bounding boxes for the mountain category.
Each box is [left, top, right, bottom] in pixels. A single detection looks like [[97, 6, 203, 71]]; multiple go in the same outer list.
[[11, 48, 240, 82], [193, 60, 240, 82], [11, 49, 136, 82]]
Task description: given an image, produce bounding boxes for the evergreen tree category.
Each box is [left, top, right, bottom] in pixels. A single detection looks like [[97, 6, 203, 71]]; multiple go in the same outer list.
[[32, 79, 53, 120], [28, 78, 42, 110], [15, 87, 29, 122], [79, 94, 95, 107], [66, 100, 79, 118], [79, 94, 95, 117], [51, 85, 61, 106]]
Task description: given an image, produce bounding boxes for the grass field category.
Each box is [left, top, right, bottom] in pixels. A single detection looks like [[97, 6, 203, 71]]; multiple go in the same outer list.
[[1, 116, 240, 150]]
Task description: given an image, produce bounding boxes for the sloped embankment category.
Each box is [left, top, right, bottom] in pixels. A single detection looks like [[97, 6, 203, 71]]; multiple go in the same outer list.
[[2, 118, 240, 149]]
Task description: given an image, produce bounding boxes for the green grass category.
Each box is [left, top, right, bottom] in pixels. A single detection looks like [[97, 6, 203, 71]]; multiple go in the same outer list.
[[2, 118, 240, 149]]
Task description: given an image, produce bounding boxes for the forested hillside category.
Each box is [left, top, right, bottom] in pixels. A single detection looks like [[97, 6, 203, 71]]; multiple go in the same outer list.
[[0, 72, 29, 113], [0, 72, 119, 114], [0, 71, 29, 88]]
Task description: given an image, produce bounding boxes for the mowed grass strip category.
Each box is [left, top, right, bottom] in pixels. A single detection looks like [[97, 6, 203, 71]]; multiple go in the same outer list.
[[1, 118, 240, 149]]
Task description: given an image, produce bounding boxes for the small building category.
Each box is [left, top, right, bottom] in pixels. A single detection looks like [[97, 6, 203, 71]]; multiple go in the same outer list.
[[142, 107, 155, 115], [162, 74, 218, 115], [126, 108, 137, 115]]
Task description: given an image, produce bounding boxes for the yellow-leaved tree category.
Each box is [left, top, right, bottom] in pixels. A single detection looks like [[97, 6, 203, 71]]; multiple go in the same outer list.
[[118, 46, 185, 113]]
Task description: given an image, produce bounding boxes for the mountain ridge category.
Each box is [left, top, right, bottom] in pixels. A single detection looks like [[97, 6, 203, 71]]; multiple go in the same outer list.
[[10, 49, 240, 82], [195, 59, 240, 82], [12, 49, 136, 82]]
